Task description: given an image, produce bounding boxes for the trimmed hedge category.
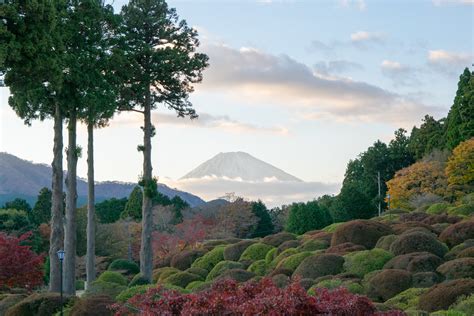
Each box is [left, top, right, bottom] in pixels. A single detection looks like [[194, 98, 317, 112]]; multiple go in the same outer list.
[[185, 280, 211, 292], [375, 235, 397, 251], [448, 204, 474, 217], [384, 287, 428, 311], [152, 267, 180, 283], [276, 251, 312, 271], [116, 285, 153, 302], [239, 243, 275, 262], [206, 261, 243, 281], [191, 246, 226, 271], [69, 295, 115, 316], [389, 231, 448, 257], [261, 232, 296, 247], [215, 269, 255, 282], [171, 249, 207, 270], [311, 279, 363, 295], [426, 203, 450, 215], [108, 259, 139, 275], [129, 273, 149, 287], [331, 220, 393, 249], [293, 254, 344, 279], [269, 248, 299, 268], [437, 258, 474, 280], [365, 269, 412, 302], [277, 240, 301, 252], [247, 260, 267, 276], [185, 267, 208, 279], [439, 221, 474, 248], [383, 252, 443, 273], [412, 272, 441, 288], [418, 279, 474, 312], [84, 280, 127, 299], [5, 293, 73, 316], [97, 271, 128, 286], [0, 295, 26, 316], [343, 248, 394, 277], [223, 240, 256, 261], [164, 272, 203, 288], [326, 242, 366, 255], [265, 247, 278, 264], [298, 239, 329, 252]]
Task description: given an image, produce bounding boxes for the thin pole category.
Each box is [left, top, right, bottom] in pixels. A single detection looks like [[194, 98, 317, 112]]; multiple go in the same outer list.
[[378, 171, 381, 217], [60, 259, 63, 316]]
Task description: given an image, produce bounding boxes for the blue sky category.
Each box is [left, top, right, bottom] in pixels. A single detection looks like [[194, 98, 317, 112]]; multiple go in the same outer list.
[[1, 0, 472, 205]]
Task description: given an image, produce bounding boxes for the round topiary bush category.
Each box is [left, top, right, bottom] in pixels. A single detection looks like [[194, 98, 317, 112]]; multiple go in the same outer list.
[[171, 249, 207, 270], [215, 269, 255, 282], [262, 232, 297, 247], [0, 295, 27, 316], [365, 269, 412, 302], [457, 246, 474, 258], [436, 258, 474, 280], [375, 234, 398, 251], [191, 245, 226, 271], [164, 272, 203, 288], [116, 285, 153, 302], [108, 259, 139, 275], [423, 214, 462, 225], [447, 204, 474, 217], [269, 248, 299, 268], [450, 294, 474, 315], [322, 222, 344, 233], [69, 295, 115, 316], [343, 248, 394, 277], [399, 212, 430, 223], [264, 247, 278, 264], [97, 271, 128, 286], [206, 261, 243, 281], [418, 279, 474, 312], [412, 272, 441, 288], [84, 280, 127, 299], [269, 267, 293, 277], [298, 239, 329, 252], [445, 239, 474, 260], [277, 240, 301, 252], [223, 240, 256, 261], [311, 279, 363, 295], [271, 274, 290, 288], [185, 267, 208, 279], [331, 220, 393, 249], [276, 251, 312, 271], [247, 260, 267, 276], [426, 203, 450, 215], [383, 252, 444, 273], [326, 242, 366, 255], [5, 293, 72, 316], [293, 254, 344, 279], [239, 243, 275, 262], [439, 221, 474, 248], [128, 273, 149, 287], [384, 287, 429, 311], [152, 267, 180, 283], [391, 221, 436, 234], [389, 231, 448, 257]]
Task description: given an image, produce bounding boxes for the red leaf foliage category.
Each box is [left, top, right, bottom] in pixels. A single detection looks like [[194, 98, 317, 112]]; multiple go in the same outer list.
[[0, 231, 44, 289], [112, 278, 404, 315]]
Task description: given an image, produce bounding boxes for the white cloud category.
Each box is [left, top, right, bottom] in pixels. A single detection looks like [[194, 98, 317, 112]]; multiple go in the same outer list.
[[428, 50, 472, 76], [380, 60, 420, 87], [350, 31, 385, 43], [432, 0, 473, 5], [338, 0, 367, 11]]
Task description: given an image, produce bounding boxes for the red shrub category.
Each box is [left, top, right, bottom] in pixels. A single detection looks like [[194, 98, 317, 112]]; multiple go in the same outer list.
[[113, 278, 380, 315], [0, 232, 44, 289]]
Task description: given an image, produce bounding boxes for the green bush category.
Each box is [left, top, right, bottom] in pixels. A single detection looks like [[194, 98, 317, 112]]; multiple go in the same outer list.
[[69, 295, 114, 316], [97, 271, 127, 286], [261, 232, 296, 247], [448, 204, 474, 217], [164, 272, 202, 288], [311, 279, 363, 295], [429, 311, 467, 316], [171, 249, 207, 270], [365, 269, 413, 302], [239, 243, 275, 262], [191, 245, 226, 271], [384, 287, 429, 311], [247, 260, 267, 276], [331, 220, 394, 249], [75, 280, 85, 291], [5, 293, 73, 316], [206, 261, 243, 281], [215, 269, 255, 282], [286, 201, 332, 234], [152, 267, 180, 283], [223, 240, 256, 261], [185, 281, 211, 292], [426, 203, 450, 215], [129, 273, 149, 287], [343, 248, 394, 277], [322, 222, 344, 233], [116, 285, 153, 302], [84, 280, 127, 299], [375, 235, 398, 251], [451, 294, 474, 315], [299, 239, 329, 252], [0, 295, 27, 316], [108, 259, 139, 275], [269, 248, 299, 268], [293, 254, 344, 279], [437, 258, 474, 280], [265, 247, 278, 264], [185, 267, 208, 279], [390, 231, 448, 257], [277, 251, 312, 271]]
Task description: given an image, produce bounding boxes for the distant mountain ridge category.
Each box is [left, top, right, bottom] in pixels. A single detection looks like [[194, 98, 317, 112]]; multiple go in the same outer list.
[[0, 152, 205, 207], [181, 151, 302, 182]]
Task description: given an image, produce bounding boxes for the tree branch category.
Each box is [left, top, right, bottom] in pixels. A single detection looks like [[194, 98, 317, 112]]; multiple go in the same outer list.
[[119, 107, 145, 114]]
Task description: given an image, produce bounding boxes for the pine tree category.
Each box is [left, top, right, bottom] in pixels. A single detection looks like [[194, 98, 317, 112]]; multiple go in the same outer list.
[[31, 188, 52, 226]]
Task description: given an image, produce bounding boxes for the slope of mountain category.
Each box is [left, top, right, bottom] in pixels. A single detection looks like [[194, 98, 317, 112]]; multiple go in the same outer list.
[[0, 152, 205, 207], [181, 151, 302, 182]]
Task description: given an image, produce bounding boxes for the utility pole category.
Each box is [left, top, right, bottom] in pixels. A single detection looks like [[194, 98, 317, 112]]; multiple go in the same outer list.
[[378, 171, 381, 217]]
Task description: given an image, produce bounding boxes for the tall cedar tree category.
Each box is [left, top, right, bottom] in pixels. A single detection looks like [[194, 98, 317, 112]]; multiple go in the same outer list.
[[31, 188, 52, 226], [117, 0, 208, 281], [2, 0, 66, 292], [251, 200, 274, 237]]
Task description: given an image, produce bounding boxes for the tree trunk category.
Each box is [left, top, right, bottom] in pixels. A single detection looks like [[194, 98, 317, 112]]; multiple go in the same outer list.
[[49, 103, 64, 293], [64, 109, 78, 295], [86, 122, 96, 286], [140, 91, 153, 281]]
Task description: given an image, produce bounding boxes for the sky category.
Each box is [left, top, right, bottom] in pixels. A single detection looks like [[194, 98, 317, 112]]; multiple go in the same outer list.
[[1, 0, 473, 206]]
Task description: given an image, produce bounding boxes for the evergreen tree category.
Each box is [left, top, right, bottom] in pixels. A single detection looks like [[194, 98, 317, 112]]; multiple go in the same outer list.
[[122, 186, 143, 220], [250, 200, 274, 237], [333, 182, 374, 221], [285, 201, 331, 235], [95, 198, 128, 224], [117, 0, 208, 282], [445, 68, 474, 149], [408, 115, 445, 159], [3, 198, 31, 213], [31, 188, 52, 226]]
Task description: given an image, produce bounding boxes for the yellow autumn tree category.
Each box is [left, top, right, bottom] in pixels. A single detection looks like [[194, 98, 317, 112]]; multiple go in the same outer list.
[[386, 160, 448, 209], [446, 138, 474, 197]]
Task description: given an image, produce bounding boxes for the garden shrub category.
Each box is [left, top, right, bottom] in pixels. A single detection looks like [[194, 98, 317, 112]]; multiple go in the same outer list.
[[0, 294, 26, 316], [322, 222, 344, 233], [69, 295, 114, 316], [439, 221, 474, 248], [423, 214, 462, 225], [112, 278, 378, 315], [457, 246, 474, 258], [298, 278, 314, 290], [262, 232, 296, 247], [75, 280, 85, 291], [391, 221, 436, 234], [5, 293, 73, 316], [269, 267, 293, 277], [277, 240, 301, 252], [84, 280, 127, 299], [191, 245, 226, 271], [247, 260, 267, 276], [447, 204, 474, 217], [390, 231, 448, 257], [445, 240, 474, 260], [272, 274, 290, 288], [152, 267, 179, 283], [451, 294, 474, 315], [185, 281, 211, 292], [412, 272, 442, 288], [171, 249, 207, 270], [116, 284, 153, 302], [298, 239, 329, 252], [269, 248, 299, 268], [107, 259, 139, 275], [426, 203, 450, 215], [264, 247, 278, 264], [432, 223, 452, 235], [326, 242, 366, 255], [311, 279, 363, 294], [215, 269, 255, 282], [206, 261, 243, 281], [276, 251, 312, 271], [365, 269, 412, 302], [400, 211, 430, 223], [437, 258, 474, 280], [331, 220, 394, 249], [239, 243, 275, 262], [430, 311, 468, 316], [97, 271, 127, 286], [418, 279, 474, 312], [343, 248, 394, 277], [164, 272, 203, 288], [128, 273, 149, 287], [384, 287, 429, 311], [384, 252, 444, 273], [154, 255, 172, 268], [375, 234, 398, 251], [185, 267, 208, 279], [223, 240, 256, 261], [303, 231, 333, 243], [293, 254, 344, 279]]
